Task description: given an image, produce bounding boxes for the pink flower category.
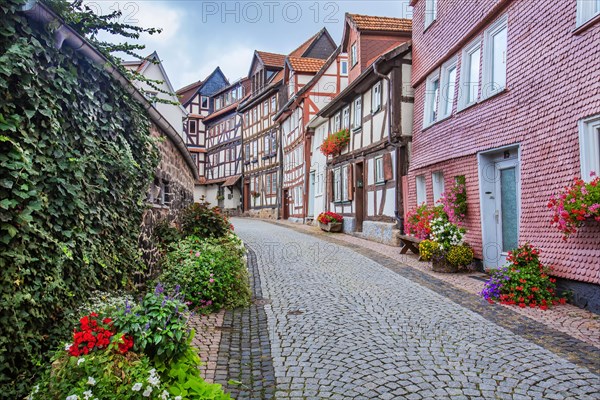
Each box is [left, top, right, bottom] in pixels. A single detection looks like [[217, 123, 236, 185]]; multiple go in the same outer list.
[[195, 252, 200, 257], [209, 278, 215, 283]]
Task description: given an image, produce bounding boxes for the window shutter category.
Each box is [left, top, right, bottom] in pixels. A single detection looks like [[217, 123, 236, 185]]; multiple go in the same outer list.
[[383, 153, 394, 181], [328, 169, 334, 203], [347, 165, 354, 201]]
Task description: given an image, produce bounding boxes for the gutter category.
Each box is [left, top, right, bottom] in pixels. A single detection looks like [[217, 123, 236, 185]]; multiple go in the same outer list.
[[21, 0, 199, 181]]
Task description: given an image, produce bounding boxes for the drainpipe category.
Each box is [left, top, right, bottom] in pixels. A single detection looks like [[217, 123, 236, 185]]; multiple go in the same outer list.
[[373, 58, 405, 233]]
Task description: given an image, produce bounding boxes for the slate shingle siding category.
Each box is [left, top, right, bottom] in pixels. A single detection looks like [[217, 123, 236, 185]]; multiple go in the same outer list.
[[408, 0, 600, 283]]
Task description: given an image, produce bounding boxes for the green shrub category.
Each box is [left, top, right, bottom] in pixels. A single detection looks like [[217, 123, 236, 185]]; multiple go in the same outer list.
[[446, 244, 474, 268], [159, 235, 251, 313], [153, 219, 182, 250], [179, 200, 232, 239], [418, 240, 439, 261], [0, 1, 159, 394], [113, 285, 192, 362]]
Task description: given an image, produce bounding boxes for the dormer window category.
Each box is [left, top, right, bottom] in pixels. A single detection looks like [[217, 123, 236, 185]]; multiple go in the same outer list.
[[425, 0, 438, 30]]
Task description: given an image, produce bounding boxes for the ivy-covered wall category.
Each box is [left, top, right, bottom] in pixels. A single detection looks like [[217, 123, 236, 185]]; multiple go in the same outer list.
[[139, 123, 195, 278], [0, 0, 160, 395]]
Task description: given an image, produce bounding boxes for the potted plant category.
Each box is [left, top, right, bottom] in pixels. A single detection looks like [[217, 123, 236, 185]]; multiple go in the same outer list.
[[429, 216, 466, 273], [404, 204, 444, 239], [251, 191, 260, 206], [320, 129, 350, 157], [548, 172, 600, 240], [317, 211, 343, 232]]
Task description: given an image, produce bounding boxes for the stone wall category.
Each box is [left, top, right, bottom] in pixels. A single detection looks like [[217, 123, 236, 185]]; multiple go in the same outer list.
[[138, 123, 195, 280]]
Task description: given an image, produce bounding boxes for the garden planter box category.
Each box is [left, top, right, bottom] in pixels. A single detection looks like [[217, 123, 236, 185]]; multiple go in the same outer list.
[[319, 222, 342, 233], [431, 256, 459, 273]]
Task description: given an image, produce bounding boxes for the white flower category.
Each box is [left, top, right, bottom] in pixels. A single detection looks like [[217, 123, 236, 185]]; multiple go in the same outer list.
[[77, 358, 85, 366], [175, 396, 182, 400], [66, 395, 79, 400], [83, 391, 93, 400], [148, 375, 160, 387], [33, 385, 39, 394], [142, 387, 153, 397], [87, 377, 96, 386], [65, 343, 72, 351], [132, 383, 143, 392], [160, 390, 170, 400]]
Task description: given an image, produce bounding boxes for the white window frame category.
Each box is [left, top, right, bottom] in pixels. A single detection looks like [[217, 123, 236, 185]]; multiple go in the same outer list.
[[579, 115, 600, 182], [482, 14, 508, 100], [375, 156, 385, 184], [334, 168, 342, 202], [340, 60, 348, 76], [189, 120, 197, 134], [263, 101, 269, 117], [201, 96, 209, 109], [432, 171, 445, 202], [252, 141, 258, 160], [264, 135, 271, 156], [334, 112, 341, 132], [416, 175, 427, 205], [425, 0, 438, 30], [577, 0, 600, 26], [423, 71, 440, 128], [342, 165, 349, 201], [372, 81, 382, 113], [351, 42, 358, 67], [353, 96, 362, 129], [342, 106, 350, 129], [439, 58, 457, 119], [459, 39, 482, 110]]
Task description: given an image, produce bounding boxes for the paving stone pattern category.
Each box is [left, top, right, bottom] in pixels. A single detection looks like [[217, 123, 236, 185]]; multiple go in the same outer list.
[[190, 310, 225, 383], [213, 247, 276, 399], [232, 218, 600, 400]]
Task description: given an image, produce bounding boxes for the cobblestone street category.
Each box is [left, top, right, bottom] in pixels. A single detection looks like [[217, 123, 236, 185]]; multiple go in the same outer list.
[[210, 219, 600, 399]]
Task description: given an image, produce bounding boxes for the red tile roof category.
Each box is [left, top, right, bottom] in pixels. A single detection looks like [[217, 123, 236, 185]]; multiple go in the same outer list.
[[256, 51, 286, 68], [348, 14, 412, 33], [203, 102, 239, 123], [288, 57, 327, 73], [176, 80, 204, 106]]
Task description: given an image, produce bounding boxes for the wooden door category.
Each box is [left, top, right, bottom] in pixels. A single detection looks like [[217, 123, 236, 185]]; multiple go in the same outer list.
[[243, 181, 250, 211], [283, 189, 290, 220]]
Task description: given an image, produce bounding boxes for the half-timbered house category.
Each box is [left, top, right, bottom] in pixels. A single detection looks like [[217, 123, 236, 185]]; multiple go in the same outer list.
[[176, 68, 229, 200], [238, 28, 337, 218], [201, 78, 250, 213], [313, 14, 413, 246], [274, 46, 348, 223]]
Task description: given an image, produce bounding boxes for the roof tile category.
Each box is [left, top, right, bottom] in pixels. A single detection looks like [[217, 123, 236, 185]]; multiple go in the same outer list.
[[288, 57, 327, 73], [348, 14, 412, 33]]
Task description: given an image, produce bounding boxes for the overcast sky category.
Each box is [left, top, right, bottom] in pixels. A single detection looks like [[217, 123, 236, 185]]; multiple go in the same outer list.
[[92, 1, 412, 90]]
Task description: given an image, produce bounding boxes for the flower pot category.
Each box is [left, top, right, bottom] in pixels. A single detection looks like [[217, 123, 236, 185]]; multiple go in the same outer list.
[[319, 221, 342, 233], [431, 254, 459, 273]]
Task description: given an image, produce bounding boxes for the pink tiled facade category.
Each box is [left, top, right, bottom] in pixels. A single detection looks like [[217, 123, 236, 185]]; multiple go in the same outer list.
[[408, 0, 600, 284]]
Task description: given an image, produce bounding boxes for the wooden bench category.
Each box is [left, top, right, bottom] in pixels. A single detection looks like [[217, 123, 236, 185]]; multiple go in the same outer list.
[[399, 235, 422, 255]]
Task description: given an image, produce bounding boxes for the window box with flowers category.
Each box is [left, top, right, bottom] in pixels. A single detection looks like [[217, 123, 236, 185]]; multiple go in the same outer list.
[[548, 173, 600, 240], [317, 211, 343, 232], [251, 190, 260, 206], [320, 129, 350, 157]]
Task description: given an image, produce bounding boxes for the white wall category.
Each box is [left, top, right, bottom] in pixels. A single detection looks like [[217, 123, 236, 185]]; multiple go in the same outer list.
[[310, 122, 328, 219]]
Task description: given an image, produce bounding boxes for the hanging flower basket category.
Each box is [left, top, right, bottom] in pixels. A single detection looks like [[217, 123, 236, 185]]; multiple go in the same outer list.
[[548, 173, 600, 240], [320, 129, 350, 157], [317, 211, 343, 232]]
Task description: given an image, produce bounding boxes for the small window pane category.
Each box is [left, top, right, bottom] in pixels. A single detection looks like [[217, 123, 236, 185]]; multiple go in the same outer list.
[[468, 48, 481, 103], [492, 27, 507, 90]]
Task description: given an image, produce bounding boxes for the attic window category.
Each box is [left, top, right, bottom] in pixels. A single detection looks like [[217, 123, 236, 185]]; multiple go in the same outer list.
[[350, 42, 358, 67], [201, 96, 209, 109]]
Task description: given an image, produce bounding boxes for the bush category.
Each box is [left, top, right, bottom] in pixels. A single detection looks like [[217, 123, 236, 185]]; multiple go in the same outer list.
[[481, 243, 567, 309], [1, 1, 159, 394], [446, 244, 474, 268], [158, 235, 251, 313], [418, 240, 439, 261], [30, 287, 230, 400], [153, 219, 182, 250], [179, 200, 232, 239], [430, 217, 465, 250], [404, 204, 444, 239], [113, 285, 192, 362]]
